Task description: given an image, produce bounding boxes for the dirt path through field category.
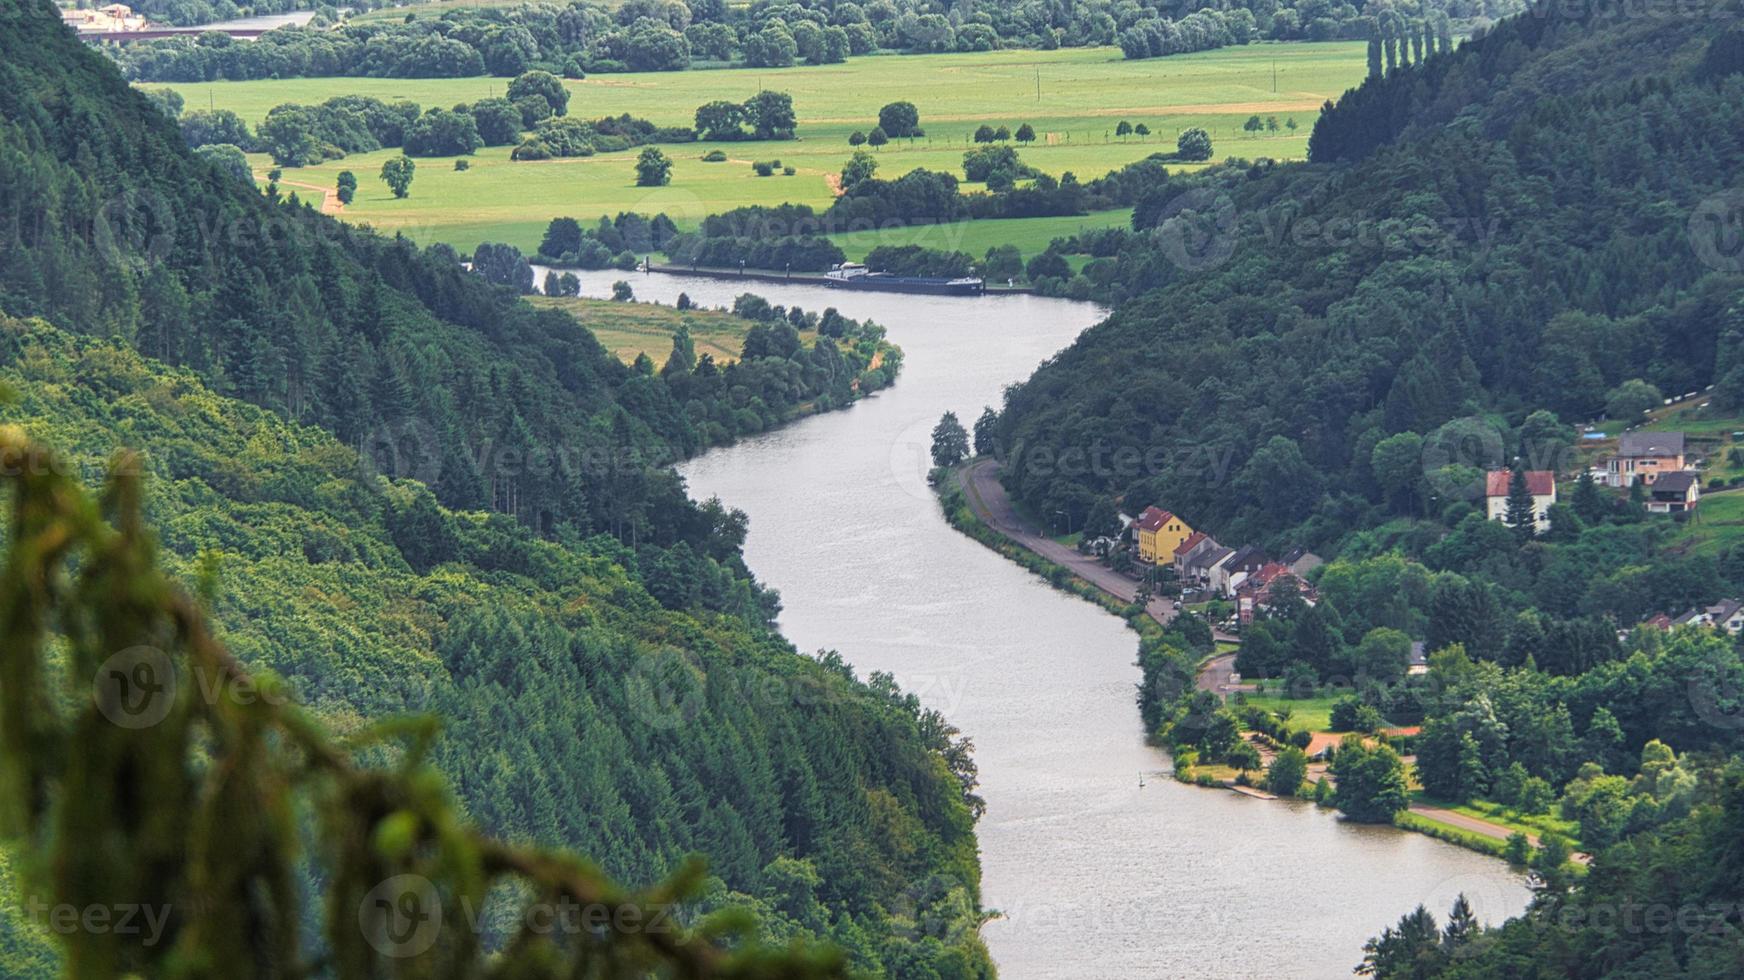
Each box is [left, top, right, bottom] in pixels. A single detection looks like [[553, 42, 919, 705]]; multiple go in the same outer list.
[[261, 174, 342, 215]]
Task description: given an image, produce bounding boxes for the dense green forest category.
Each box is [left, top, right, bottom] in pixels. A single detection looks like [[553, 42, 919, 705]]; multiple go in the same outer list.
[[0, 1, 987, 974], [993, 4, 1744, 975], [992, 8, 1744, 549], [110, 0, 1516, 81]]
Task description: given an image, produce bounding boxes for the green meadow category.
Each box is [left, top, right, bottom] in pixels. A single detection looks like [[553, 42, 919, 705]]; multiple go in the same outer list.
[[525, 295, 770, 364], [158, 42, 1366, 253]]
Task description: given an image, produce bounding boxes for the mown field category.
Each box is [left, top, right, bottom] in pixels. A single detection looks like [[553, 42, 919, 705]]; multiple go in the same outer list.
[[828, 210, 1134, 263], [154, 42, 1366, 253], [526, 294, 775, 364]]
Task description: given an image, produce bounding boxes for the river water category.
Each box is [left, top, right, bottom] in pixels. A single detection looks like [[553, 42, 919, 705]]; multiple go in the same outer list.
[[559, 269, 1530, 979], [189, 11, 318, 31]]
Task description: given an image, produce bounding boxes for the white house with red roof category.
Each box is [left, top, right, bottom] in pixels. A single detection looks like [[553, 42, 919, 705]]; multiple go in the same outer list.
[[1484, 470, 1556, 533]]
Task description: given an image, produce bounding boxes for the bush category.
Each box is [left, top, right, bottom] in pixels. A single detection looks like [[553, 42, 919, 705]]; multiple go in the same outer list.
[[783, 166, 796, 176], [1266, 747, 1309, 797], [453, 159, 469, 171], [1503, 831, 1532, 866], [1176, 127, 1213, 161], [701, 149, 727, 162], [752, 161, 775, 177], [1330, 696, 1384, 733]]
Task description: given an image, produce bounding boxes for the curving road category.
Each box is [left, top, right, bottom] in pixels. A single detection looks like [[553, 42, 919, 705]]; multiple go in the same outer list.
[[957, 459, 1239, 692]]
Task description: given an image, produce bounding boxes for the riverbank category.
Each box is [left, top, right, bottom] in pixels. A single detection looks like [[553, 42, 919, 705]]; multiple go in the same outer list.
[[595, 270, 1527, 973], [638, 262, 1036, 295], [939, 457, 1555, 865]]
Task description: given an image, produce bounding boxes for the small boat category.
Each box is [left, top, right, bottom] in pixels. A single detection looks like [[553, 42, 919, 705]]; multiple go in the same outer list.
[[822, 262, 985, 296]]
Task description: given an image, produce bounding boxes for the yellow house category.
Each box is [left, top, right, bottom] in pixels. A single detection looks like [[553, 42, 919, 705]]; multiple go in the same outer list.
[[1135, 506, 1193, 565]]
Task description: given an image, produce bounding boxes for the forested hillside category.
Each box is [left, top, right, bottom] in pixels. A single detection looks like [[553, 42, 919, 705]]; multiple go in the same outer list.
[[0, 1, 988, 974], [993, 7, 1744, 549], [992, 6, 1744, 976]]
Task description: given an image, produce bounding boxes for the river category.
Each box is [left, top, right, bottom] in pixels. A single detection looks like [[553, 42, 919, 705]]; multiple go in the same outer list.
[[189, 11, 319, 31], [557, 268, 1530, 979]]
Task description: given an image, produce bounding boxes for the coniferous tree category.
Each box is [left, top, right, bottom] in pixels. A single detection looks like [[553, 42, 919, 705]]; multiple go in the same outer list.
[[972, 407, 998, 456], [1358, 905, 1443, 977], [1505, 464, 1538, 541], [1572, 469, 1607, 523], [930, 411, 970, 468]]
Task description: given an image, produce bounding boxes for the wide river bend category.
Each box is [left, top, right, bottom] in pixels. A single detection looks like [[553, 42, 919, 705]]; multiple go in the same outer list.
[[558, 268, 1529, 979]]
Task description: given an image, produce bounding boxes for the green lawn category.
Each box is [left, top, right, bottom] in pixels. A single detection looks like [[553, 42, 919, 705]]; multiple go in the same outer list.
[[1237, 692, 1341, 732], [826, 210, 1133, 263], [1665, 488, 1744, 555], [158, 42, 1366, 253]]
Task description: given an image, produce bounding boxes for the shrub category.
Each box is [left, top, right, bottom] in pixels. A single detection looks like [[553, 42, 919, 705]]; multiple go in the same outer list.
[[1330, 696, 1385, 733], [701, 149, 727, 162], [1266, 747, 1309, 797], [752, 161, 775, 177], [1177, 127, 1213, 161], [1503, 831, 1532, 866]]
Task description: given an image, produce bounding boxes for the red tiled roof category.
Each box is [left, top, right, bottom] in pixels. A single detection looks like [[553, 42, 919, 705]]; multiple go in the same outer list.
[[1136, 506, 1174, 532], [1484, 470, 1555, 497], [1173, 530, 1209, 557]]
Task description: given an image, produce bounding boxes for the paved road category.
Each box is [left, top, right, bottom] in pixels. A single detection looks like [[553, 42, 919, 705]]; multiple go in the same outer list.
[[957, 463, 1590, 857], [1412, 806, 1526, 843], [961, 459, 1178, 615], [1409, 806, 1591, 863], [1196, 652, 1241, 694], [958, 460, 1238, 692]]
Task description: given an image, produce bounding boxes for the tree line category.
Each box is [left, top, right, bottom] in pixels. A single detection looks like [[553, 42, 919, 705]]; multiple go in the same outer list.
[[0, 5, 991, 974]]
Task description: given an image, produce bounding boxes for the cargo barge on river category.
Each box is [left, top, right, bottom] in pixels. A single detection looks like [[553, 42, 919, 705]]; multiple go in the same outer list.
[[821, 262, 985, 296]]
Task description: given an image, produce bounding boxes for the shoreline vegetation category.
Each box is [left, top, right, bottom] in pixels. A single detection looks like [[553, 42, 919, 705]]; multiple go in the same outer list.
[[0, 2, 996, 972], [935, 458, 1559, 867]]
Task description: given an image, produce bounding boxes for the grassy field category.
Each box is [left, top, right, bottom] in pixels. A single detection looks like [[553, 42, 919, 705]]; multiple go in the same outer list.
[[1667, 488, 1744, 556], [827, 210, 1133, 263], [158, 42, 1366, 253], [1236, 692, 1342, 733], [526, 295, 770, 364]]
